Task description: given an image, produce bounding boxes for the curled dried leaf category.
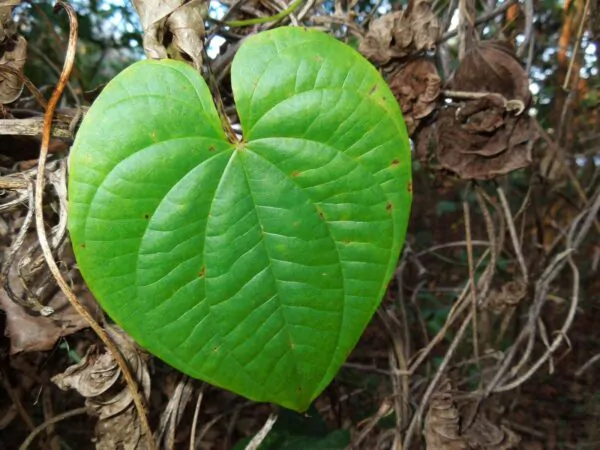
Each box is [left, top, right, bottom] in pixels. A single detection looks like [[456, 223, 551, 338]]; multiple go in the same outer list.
[[132, 0, 207, 70], [52, 325, 151, 449], [409, 0, 441, 53], [433, 40, 535, 179], [462, 414, 520, 449], [0, 234, 99, 354], [0, 1, 19, 43], [359, 0, 440, 65], [424, 380, 468, 450], [388, 57, 441, 134], [0, 35, 27, 104], [451, 41, 531, 105], [487, 280, 527, 314], [436, 103, 534, 180]]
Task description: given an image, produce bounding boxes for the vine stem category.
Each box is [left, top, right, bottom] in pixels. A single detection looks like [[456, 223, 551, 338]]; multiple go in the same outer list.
[[34, 3, 155, 449], [211, 0, 304, 27], [20, 407, 88, 450]]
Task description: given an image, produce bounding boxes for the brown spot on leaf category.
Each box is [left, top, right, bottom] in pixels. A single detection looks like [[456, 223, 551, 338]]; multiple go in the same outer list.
[[407, 182, 413, 193], [198, 266, 206, 278], [208, 145, 215, 152], [392, 159, 400, 166], [369, 84, 378, 95], [144, 213, 150, 219], [386, 202, 393, 211], [291, 170, 301, 177], [318, 212, 325, 220], [80, 243, 86, 249]]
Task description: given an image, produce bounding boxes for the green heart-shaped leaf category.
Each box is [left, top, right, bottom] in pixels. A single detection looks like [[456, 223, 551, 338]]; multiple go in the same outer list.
[[68, 27, 411, 412]]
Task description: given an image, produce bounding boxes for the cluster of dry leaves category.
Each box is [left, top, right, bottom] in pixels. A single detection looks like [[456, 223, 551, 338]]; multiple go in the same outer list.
[[359, 0, 536, 180]]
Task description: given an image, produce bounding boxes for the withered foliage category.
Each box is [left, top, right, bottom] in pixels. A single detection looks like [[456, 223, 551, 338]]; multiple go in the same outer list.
[[0, 1, 27, 104], [359, 0, 442, 137], [359, 0, 440, 64], [416, 40, 536, 179], [486, 280, 527, 314], [52, 325, 151, 450], [424, 380, 520, 449], [388, 57, 441, 134], [132, 0, 207, 71], [424, 380, 468, 449]]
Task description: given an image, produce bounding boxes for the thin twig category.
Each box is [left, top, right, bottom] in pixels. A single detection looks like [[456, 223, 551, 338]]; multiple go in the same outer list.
[[245, 414, 278, 450], [563, 0, 591, 90], [351, 399, 393, 449], [498, 186, 529, 283], [403, 310, 474, 449], [189, 385, 205, 450], [439, 0, 516, 43], [34, 3, 155, 448], [575, 352, 600, 377], [19, 407, 87, 450], [463, 195, 480, 363], [494, 257, 579, 392]]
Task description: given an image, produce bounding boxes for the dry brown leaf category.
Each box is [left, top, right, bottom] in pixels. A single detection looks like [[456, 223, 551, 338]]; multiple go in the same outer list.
[[461, 414, 520, 449], [424, 380, 468, 450], [0, 234, 99, 354], [0, 1, 25, 104], [435, 105, 534, 180], [132, 0, 207, 71], [0, 31, 27, 104], [487, 280, 527, 314], [0, 1, 20, 43], [0, 286, 97, 354], [359, 0, 440, 65], [388, 57, 441, 134], [413, 120, 437, 163], [52, 325, 151, 450], [408, 0, 441, 53], [433, 40, 535, 180], [451, 41, 531, 106]]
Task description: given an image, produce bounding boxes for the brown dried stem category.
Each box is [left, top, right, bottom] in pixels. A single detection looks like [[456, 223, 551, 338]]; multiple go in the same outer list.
[[463, 192, 480, 363], [19, 407, 88, 450], [32, 2, 155, 448]]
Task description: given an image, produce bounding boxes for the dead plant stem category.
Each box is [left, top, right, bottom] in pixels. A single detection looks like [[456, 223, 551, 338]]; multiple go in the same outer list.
[[245, 414, 278, 450], [34, 3, 155, 448], [19, 407, 87, 450], [498, 186, 529, 283], [189, 385, 205, 450], [463, 196, 480, 363]]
